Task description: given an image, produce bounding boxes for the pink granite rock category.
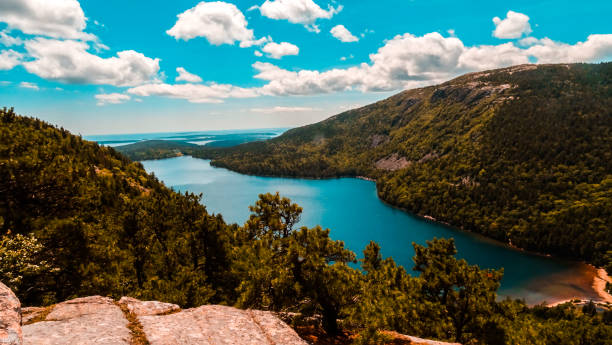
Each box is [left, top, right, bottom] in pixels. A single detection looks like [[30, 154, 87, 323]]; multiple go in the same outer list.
[[22, 296, 130, 345], [118, 296, 180, 316], [0, 282, 22, 345], [20, 307, 46, 325], [137, 304, 308, 345]]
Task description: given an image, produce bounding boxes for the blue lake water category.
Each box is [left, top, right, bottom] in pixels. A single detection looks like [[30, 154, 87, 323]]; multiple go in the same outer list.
[[142, 155, 600, 305]]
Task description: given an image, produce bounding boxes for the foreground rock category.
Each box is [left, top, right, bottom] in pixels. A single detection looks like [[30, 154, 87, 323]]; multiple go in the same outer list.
[[384, 331, 462, 345], [135, 304, 307, 345], [119, 296, 180, 316], [1, 286, 460, 345], [22, 296, 130, 345], [0, 282, 21, 345]]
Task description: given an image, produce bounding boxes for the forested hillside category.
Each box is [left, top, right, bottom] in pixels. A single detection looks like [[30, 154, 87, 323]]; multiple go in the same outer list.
[[201, 63, 612, 272], [1, 108, 611, 344], [0, 109, 233, 306]]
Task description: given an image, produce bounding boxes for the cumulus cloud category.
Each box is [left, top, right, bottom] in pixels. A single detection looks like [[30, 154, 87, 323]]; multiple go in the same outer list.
[[0, 0, 95, 40], [176, 67, 203, 83], [19, 81, 39, 90], [254, 50, 263, 57], [330, 25, 358, 42], [127, 82, 259, 103], [253, 32, 612, 96], [95, 93, 130, 105], [23, 38, 160, 86], [258, 0, 341, 31], [262, 42, 299, 59], [251, 106, 317, 113], [0, 49, 23, 70], [167, 1, 255, 45], [493, 11, 532, 39], [523, 35, 612, 63], [113, 30, 612, 104]]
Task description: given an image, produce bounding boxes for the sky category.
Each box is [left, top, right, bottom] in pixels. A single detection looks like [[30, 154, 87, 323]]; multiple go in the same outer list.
[[0, 0, 611, 135]]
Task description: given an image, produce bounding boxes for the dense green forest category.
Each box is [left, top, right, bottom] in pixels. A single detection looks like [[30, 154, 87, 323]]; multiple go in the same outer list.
[[189, 63, 612, 273], [1, 107, 611, 344]]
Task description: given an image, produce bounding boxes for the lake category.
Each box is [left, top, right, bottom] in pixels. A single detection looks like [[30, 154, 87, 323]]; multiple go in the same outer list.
[[141, 155, 600, 305]]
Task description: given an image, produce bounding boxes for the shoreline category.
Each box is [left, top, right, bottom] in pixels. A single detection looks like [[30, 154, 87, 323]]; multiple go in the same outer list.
[[546, 267, 612, 307]]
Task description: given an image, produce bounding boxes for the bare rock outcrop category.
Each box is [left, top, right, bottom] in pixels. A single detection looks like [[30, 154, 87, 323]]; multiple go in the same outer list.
[[375, 153, 412, 171], [2, 285, 459, 345], [20, 307, 46, 325], [135, 304, 308, 345], [0, 282, 22, 345], [118, 296, 180, 316], [22, 296, 130, 345]]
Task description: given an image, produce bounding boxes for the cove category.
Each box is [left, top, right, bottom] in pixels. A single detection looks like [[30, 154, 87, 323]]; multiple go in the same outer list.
[[142, 155, 599, 305]]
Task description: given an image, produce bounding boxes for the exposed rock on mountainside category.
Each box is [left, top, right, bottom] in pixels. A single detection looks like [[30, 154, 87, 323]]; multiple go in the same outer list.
[[375, 153, 411, 171]]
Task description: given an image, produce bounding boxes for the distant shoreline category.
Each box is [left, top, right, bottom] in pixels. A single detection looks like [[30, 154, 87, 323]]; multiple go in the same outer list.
[[546, 267, 612, 307]]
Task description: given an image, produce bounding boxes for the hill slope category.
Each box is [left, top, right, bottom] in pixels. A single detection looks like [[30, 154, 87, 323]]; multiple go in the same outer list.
[[203, 63, 612, 270], [0, 109, 233, 306]]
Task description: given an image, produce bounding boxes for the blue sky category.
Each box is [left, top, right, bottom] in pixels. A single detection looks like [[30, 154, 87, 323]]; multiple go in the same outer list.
[[0, 0, 611, 134]]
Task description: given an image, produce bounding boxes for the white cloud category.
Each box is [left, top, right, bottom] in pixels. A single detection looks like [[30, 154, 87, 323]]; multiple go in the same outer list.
[[239, 36, 270, 48], [176, 67, 203, 83], [0, 0, 95, 40], [0, 49, 23, 70], [493, 11, 532, 39], [259, 0, 341, 29], [167, 1, 255, 45], [19, 81, 39, 90], [0, 30, 23, 47], [330, 25, 358, 42], [253, 32, 612, 96], [262, 41, 299, 59], [127, 82, 259, 103], [254, 50, 263, 57], [23, 38, 160, 86], [251, 106, 317, 113], [524, 35, 612, 63], [95, 93, 130, 106], [114, 31, 612, 105]]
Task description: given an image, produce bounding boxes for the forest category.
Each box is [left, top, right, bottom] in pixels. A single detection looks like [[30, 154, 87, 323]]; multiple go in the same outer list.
[[186, 63, 612, 274], [1, 107, 611, 344]]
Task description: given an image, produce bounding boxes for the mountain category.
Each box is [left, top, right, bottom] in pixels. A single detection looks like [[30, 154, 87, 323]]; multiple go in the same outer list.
[[201, 63, 612, 271]]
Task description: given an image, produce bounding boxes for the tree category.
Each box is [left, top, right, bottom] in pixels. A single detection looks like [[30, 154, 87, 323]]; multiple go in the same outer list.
[[243, 192, 302, 240], [413, 238, 503, 343], [235, 193, 358, 335]]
